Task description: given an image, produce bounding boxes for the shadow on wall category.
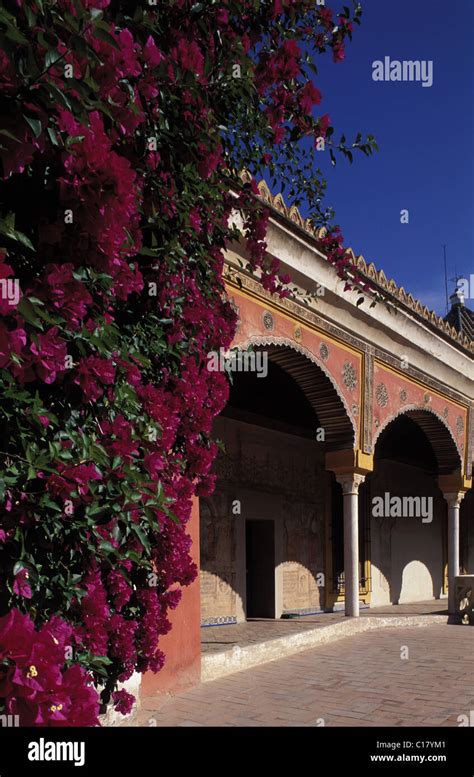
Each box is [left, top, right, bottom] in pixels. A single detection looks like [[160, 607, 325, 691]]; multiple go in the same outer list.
[[370, 558, 443, 606], [367, 412, 454, 606], [367, 464, 446, 606], [199, 492, 238, 624], [461, 488, 474, 573]]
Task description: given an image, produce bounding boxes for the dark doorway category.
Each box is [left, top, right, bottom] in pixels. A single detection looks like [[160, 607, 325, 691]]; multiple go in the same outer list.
[[246, 520, 275, 618]]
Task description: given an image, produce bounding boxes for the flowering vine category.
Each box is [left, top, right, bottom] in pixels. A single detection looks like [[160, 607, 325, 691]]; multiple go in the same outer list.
[[0, 0, 375, 724]]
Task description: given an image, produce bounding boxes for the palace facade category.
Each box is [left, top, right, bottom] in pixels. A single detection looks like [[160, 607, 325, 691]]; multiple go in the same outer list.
[[141, 181, 473, 700]]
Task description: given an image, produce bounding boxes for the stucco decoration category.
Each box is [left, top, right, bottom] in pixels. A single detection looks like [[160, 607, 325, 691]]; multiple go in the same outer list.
[[229, 297, 241, 333], [263, 311, 274, 330], [342, 361, 357, 392], [376, 382, 389, 408]]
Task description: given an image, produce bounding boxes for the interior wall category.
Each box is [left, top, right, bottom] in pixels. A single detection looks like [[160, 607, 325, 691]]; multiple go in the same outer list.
[[200, 416, 327, 623], [368, 460, 445, 606], [461, 488, 474, 573]]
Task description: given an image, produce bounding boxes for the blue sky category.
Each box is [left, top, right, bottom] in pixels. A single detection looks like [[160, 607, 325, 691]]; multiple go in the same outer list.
[[283, 0, 474, 315]]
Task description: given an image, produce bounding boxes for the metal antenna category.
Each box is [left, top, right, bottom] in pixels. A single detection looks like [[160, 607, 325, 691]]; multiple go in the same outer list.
[[443, 245, 449, 314]]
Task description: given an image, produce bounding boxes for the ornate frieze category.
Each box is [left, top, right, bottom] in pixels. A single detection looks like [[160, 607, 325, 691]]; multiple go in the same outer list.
[[225, 270, 469, 409], [376, 383, 389, 408], [223, 273, 472, 475], [363, 346, 374, 454]]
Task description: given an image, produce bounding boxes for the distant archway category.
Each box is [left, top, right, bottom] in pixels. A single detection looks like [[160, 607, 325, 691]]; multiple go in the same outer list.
[[374, 407, 462, 475], [233, 339, 356, 451], [369, 410, 453, 606]]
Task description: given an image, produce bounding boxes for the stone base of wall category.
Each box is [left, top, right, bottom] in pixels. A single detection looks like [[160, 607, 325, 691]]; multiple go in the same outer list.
[[100, 672, 141, 727]]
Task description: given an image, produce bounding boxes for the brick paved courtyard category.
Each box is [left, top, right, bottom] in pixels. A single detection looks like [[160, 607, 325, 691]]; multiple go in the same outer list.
[[201, 600, 447, 655], [137, 623, 474, 727]]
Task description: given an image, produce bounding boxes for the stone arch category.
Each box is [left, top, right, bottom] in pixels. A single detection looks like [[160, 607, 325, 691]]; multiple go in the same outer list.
[[232, 336, 356, 451], [373, 405, 463, 475]]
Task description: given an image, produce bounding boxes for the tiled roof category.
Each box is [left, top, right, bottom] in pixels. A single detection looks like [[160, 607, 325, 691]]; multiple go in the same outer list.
[[249, 176, 474, 355]]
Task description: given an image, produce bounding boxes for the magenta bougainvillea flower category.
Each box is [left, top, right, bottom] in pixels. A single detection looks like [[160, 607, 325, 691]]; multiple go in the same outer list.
[[0, 610, 100, 726], [12, 570, 32, 600], [112, 689, 135, 716]]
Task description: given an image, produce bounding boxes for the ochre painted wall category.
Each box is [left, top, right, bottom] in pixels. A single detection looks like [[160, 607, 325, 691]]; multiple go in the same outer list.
[[141, 496, 201, 698]]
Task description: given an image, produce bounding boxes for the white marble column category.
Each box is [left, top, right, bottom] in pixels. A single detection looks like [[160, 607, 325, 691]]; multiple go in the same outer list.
[[336, 473, 366, 617], [443, 491, 465, 614]]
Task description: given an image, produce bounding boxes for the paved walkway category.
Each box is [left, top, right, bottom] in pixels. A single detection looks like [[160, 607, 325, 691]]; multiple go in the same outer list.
[[201, 601, 447, 655], [136, 621, 473, 727]]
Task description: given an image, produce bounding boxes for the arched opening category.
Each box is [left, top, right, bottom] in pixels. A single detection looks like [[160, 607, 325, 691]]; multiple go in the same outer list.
[[368, 410, 461, 606], [199, 344, 354, 623]]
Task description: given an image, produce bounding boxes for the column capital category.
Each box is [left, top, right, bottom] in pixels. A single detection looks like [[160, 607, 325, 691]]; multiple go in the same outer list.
[[335, 472, 366, 496], [439, 472, 471, 494], [326, 449, 374, 475], [443, 491, 466, 509]]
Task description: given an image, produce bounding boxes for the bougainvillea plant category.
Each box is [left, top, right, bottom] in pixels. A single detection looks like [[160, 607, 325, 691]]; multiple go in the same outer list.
[[0, 0, 376, 725]]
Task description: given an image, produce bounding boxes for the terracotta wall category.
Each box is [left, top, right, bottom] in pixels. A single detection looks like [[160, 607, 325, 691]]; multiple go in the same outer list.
[[140, 496, 201, 698]]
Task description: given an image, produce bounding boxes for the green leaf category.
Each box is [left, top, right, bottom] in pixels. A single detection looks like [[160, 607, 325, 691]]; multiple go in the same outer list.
[[99, 540, 118, 556], [17, 298, 42, 328], [0, 215, 35, 251], [92, 25, 120, 50], [65, 135, 85, 149], [0, 129, 20, 143], [43, 82, 73, 111], [2, 23, 28, 45], [23, 115, 42, 139], [46, 127, 59, 146], [45, 49, 62, 69]]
